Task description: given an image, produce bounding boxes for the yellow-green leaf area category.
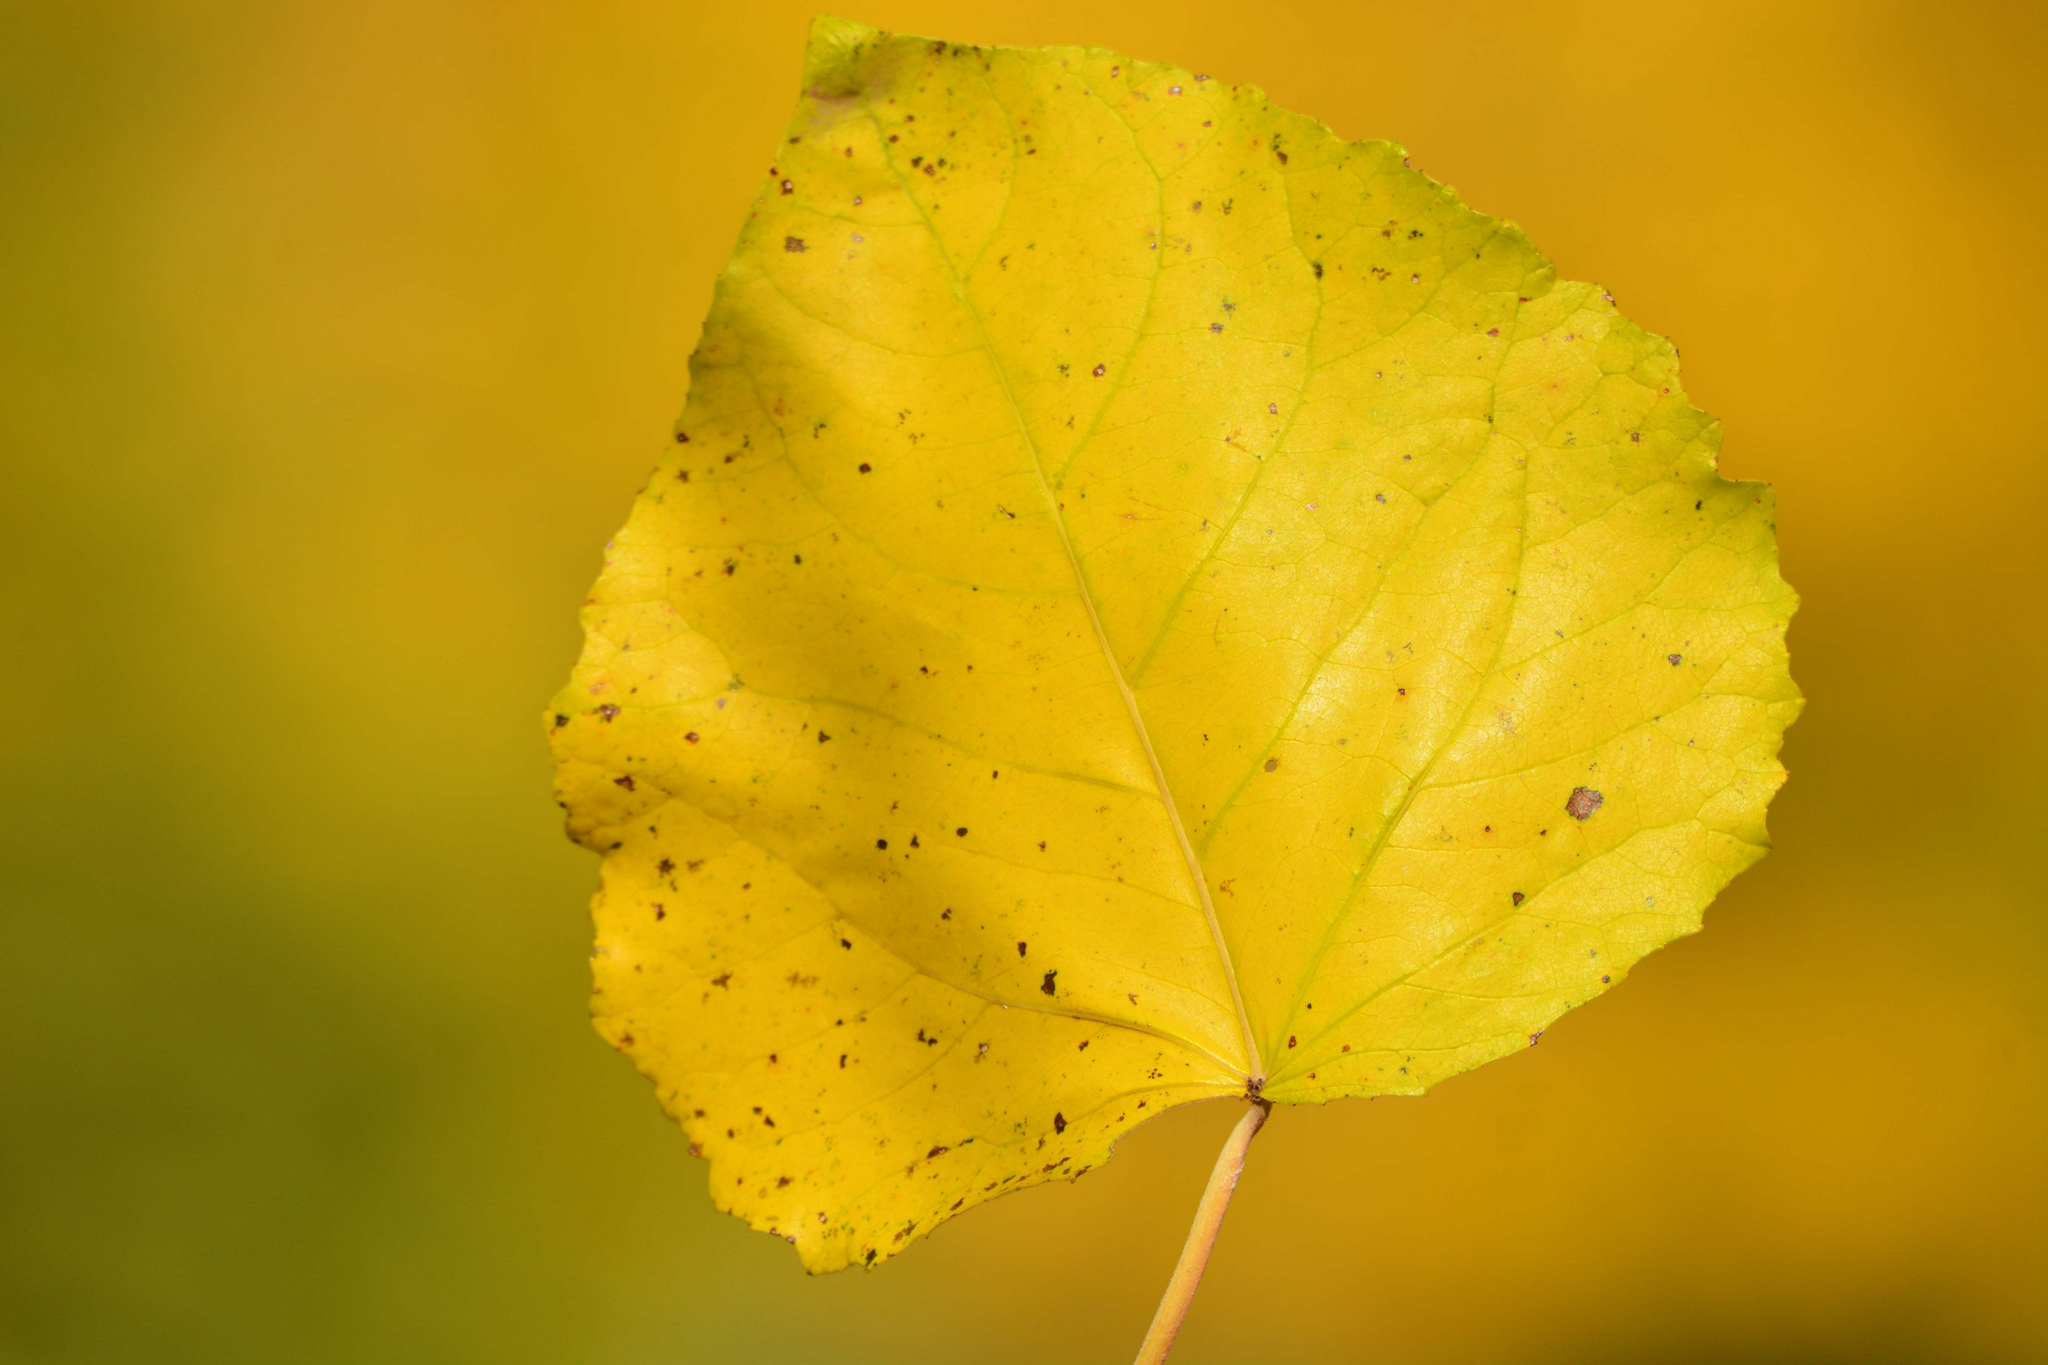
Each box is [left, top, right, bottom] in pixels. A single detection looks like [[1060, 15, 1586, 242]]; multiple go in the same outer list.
[[549, 17, 1800, 1273]]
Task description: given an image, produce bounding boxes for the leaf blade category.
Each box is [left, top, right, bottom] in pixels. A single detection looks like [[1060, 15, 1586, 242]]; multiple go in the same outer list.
[[550, 17, 1798, 1270]]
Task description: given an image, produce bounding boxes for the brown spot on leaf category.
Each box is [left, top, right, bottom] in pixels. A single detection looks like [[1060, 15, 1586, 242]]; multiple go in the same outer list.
[[1566, 787, 1604, 820], [784, 236, 805, 252], [1041, 969, 1057, 995], [1053, 1112, 1067, 1134]]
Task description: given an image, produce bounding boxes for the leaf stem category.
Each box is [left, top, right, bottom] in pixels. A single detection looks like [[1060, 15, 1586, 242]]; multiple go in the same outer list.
[[1132, 1098, 1270, 1365]]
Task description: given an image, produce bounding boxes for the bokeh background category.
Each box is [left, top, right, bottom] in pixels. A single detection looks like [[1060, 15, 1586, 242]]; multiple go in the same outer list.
[[3, 1, 2043, 1361]]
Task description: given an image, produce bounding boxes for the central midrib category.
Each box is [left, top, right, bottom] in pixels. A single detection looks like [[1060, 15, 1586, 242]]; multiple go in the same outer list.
[[867, 105, 1265, 1085]]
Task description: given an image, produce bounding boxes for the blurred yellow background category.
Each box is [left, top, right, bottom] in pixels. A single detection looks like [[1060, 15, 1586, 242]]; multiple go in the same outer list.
[[2, 1, 2042, 1361]]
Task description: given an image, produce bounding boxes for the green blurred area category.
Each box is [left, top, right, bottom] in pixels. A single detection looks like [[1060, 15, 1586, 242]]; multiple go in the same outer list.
[[1, 2, 2042, 1361]]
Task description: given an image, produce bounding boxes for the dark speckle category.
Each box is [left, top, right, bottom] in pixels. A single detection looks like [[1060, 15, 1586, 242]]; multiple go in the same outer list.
[[955, 827, 968, 837], [1017, 941, 1028, 957], [1053, 1112, 1067, 1134], [858, 462, 872, 473], [1091, 363, 1106, 377], [1566, 787, 1604, 820], [784, 236, 806, 252], [818, 731, 832, 743], [1263, 757, 1279, 772], [613, 774, 635, 790], [876, 838, 888, 850], [1668, 653, 1683, 666], [1041, 969, 1057, 996], [1512, 891, 1525, 906]]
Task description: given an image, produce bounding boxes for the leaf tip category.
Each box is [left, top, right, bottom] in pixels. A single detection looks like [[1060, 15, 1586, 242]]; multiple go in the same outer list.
[[803, 15, 882, 97]]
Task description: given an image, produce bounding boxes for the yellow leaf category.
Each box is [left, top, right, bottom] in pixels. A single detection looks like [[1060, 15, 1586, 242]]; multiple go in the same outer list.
[[549, 17, 1800, 1273]]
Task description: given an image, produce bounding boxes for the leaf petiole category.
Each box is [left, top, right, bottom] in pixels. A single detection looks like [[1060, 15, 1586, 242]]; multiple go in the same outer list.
[[1132, 1098, 1271, 1365]]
